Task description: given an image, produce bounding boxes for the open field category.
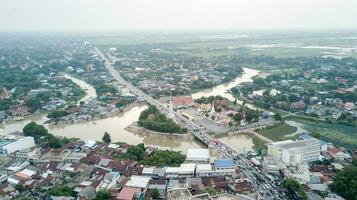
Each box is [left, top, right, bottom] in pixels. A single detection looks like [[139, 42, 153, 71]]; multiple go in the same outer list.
[[292, 118, 357, 149], [256, 122, 298, 141], [87, 31, 357, 58]]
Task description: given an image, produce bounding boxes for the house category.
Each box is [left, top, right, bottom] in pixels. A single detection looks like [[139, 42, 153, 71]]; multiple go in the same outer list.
[[0, 183, 19, 199], [172, 96, 194, 109], [232, 180, 254, 194], [78, 186, 96, 200], [291, 101, 306, 111], [116, 186, 143, 200], [13, 147, 40, 162], [65, 152, 87, 163], [344, 102, 355, 110], [148, 179, 167, 199], [326, 147, 351, 160], [42, 149, 70, 162]]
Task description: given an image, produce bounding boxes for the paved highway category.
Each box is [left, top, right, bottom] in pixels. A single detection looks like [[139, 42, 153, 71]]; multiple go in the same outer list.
[[94, 47, 286, 200]]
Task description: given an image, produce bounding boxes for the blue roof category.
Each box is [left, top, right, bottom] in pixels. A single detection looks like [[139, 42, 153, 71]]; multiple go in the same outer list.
[[299, 133, 327, 145], [299, 133, 313, 140], [214, 159, 235, 168]]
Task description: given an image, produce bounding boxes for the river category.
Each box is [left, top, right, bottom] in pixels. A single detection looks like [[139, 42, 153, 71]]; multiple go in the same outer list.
[[64, 74, 97, 105], [1, 68, 259, 153], [192, 67, 259, 109]]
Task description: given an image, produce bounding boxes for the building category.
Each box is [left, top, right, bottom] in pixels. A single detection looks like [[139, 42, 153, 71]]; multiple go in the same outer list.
[[0, 136, 35, 155], [116, 186, 143, 200], [268, 139, 321, 166], [195, 164, 213, 177], [66, 152, 87, 163], [13, 147, 40, 162], [125, 175, 151, 189], [172, 96, 194, 109], [42, 149, 70, 162], [214, 159, 235, 170], [165, 163, 196, 178], [186, 149, 210, 163]]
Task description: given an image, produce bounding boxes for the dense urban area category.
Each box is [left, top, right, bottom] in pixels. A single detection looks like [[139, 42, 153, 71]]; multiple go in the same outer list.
[[0, 32, 357, 200]]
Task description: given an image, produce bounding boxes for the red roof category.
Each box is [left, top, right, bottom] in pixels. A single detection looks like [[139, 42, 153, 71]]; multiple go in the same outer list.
[[116, 186, 141, 200], [172, 96, 193, 107], [327, 147, 342, 156]]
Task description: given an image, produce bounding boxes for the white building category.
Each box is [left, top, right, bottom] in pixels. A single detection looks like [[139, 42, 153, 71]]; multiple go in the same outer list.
[[14, 148, 40, 162], [186, 149, 210, 163], [268, 139, 321, 166], [125, 175, 151, 189], [165, 163, 196, 178], [0, 136, 35, 155]]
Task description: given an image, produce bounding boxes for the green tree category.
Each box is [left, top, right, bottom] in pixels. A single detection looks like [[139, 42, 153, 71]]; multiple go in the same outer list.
[[203, 187, 218, 196], [151, 188, 160, 199], [233, 113, 243, 122], [23, 122, 48, 141], [273, 113, 282, 121], [140, 150, 186, 167], [245, 110, 259, 122], [25, 98, 41, 113], [102, 132, 111, 144], [47, 186, 76, 197], [15, 184, 25, 192], [95, 189, 111, 200], [282, 178, 307, 200], [119, 143, 146, 161], [329, 161, 357, 200]]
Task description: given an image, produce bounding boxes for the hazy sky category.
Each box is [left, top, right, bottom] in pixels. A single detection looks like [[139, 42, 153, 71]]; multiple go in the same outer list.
[[1, 0, 357, 32]]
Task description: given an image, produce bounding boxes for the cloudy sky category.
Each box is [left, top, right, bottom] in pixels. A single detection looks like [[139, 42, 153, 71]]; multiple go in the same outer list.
[[0, 0, 356, 32]]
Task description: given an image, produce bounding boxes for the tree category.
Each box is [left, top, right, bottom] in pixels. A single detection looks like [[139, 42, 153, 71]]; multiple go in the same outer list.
[[140, 150, 186, 167], [102, 132, 111, 143], [47, 186, 76, 197], [23, 122, 48, 141], [233, 98, 237, 105], [151, 188, 160, 199], [119, 143, 146, 161], [273, 113, 282, 121], [25, 98, 41, 113], [233, 113, 243, 122], [310, 131, 321, 139], [329, 161, 357, 200], [203, 187, 218, 196], [245, 110, 259, 122], [282, 178, 307, 200], [15, 184, 25, 192], [95, 189, 111, 200]]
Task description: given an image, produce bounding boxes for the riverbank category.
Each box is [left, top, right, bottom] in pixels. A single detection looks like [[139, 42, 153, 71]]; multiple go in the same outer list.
[[125, 123, 193, 140], [2, 67, 262, 152]]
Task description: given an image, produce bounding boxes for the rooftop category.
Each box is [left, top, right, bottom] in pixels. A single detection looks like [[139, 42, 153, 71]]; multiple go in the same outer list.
[[125, 175, 151, 188], [214, 159, 235, 169], [117, 186, 141, 200], [274, 139, 321, 153], [187, 149, 210, 161]]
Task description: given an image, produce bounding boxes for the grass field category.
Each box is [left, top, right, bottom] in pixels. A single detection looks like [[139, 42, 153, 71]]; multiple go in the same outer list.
[[291, 118, 357, 149], [256, 122, 298, 141]]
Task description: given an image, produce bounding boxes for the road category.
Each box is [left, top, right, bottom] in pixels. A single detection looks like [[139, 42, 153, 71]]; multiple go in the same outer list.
[[94, 47, 286, 200]]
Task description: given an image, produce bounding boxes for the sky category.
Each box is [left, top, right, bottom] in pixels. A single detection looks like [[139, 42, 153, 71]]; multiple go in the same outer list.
[[0, 0, 357, 32]]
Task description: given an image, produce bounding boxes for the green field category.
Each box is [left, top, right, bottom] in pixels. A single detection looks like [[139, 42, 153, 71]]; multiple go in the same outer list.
[[292, 118, 357, 149], [256, 122, 298, 141]]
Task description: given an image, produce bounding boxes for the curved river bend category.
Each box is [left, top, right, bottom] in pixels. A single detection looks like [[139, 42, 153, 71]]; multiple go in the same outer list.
[[1, 68, 259, 153]]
